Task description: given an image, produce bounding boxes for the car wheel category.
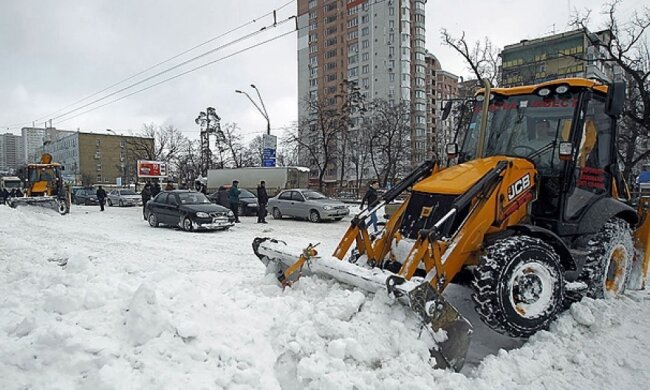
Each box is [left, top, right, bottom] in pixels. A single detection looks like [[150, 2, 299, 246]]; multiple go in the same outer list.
[[182, 217, 194, 232], [148, 213, 159, 227], [273, 208, 282, 219], [119, 200, 124, 207], [309, 210, 321, 223]]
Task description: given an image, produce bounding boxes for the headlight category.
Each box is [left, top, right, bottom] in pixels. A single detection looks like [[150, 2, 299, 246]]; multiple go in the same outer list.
[[323, 205, 333, 210], [227, 210, 234, 216], [196, 212, 209, 218]]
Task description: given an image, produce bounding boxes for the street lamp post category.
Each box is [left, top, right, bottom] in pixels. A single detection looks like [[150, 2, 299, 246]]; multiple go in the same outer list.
[[106, 129, 127, 187], [235, 85, 270, 135]]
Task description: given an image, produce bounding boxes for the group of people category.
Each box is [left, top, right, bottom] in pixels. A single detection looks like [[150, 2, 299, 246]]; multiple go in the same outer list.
[[1, 188, 24, 205], [227, 180, 268, 224]]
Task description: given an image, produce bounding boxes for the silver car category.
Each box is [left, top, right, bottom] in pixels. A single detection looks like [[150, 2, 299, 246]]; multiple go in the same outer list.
[[268, 189, 350, 222], [107, 189, 142, 207]]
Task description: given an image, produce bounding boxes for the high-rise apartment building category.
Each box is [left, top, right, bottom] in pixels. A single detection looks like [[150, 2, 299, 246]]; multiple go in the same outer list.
[[20, 127, 75, 164], [297, 0, 428, 183], [500, 28, 620, 87], [0, 133, 25, 171]]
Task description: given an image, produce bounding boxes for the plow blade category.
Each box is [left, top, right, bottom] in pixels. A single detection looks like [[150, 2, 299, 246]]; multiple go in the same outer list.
[[252, 237, 472, 371], [8, 196, 70, 215]]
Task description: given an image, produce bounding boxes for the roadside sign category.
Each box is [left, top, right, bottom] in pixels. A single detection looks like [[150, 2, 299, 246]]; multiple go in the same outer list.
[[137, 160, 167, 178], [262, 134, 277, 167]]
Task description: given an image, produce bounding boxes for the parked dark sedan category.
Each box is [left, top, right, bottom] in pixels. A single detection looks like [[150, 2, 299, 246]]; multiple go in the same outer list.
[[207, 186, 259, 216], [145, 190, 235, 231], [73, 188, 99, 205]]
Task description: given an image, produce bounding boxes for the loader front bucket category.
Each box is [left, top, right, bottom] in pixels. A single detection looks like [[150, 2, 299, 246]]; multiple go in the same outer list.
[[8, 196, 70, 215], [389, 277, 473, 371], [253, 237, 473, 371]]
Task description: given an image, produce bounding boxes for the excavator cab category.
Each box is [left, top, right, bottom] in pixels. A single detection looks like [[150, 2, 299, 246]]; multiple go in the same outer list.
[[252, 78, 650, 372]]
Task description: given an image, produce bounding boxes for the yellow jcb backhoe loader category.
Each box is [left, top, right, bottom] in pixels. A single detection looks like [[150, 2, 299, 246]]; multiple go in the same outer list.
[[252, 78, 650, 371], [8, 153, 71, 215]]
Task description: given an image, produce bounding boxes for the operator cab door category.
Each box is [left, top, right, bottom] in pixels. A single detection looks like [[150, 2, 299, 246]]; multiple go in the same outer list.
[[563, 94, 614, 222]]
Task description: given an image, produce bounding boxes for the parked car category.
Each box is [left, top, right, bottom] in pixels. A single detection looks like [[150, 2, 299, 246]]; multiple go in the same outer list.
[[267, 189, 350, 222], [207, 185, 259, 216], [107, 189, 142, 207], [145, 190, 235, 231], [73, 188, 99, 205]]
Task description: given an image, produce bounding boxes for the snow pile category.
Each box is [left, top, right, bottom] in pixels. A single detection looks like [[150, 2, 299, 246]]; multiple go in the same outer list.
[[1, 206, 650, 389]]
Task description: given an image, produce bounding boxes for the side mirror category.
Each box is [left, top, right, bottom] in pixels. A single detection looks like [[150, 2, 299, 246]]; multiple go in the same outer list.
[[559, 142, 573, 161], [446, 143, 459, 158], [441, 101, 453, 121], [606, 81, 626, 117]]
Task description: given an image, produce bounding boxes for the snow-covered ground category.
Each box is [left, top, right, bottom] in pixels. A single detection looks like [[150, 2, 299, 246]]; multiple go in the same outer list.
[[1, 205, 649, 389]]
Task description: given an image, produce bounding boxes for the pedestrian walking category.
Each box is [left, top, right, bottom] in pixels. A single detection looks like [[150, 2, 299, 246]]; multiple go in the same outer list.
[[228, 180, 241, 223], [141, 183, 151, 220], [360, 180, 380, 232], [256, 180, 269, 223], [165, 181, 175, 191], [96, 185, 107, 211], [1, 188, 9, 205], [151, 181, 161, 197]]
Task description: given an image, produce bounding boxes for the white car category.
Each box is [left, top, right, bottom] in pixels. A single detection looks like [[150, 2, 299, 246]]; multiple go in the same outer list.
[[267, 189, 350, 222], [107, 189, 142, 207]]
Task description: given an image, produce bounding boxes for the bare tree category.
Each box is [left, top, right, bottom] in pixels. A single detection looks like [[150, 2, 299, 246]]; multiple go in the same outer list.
[[288, 96, 349, 191], [365, 99, 412, 187], [571, 1, 650, 182], [441, 29, 501, 87], [130, 123, 187, 162]]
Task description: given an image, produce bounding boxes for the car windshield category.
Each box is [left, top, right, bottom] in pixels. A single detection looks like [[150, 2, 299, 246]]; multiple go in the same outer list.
[[303, 190, 327, 200], [121, 190, 136, 195], [177, 192, 211, 204], [461, 92, 578, 175], [240, 189, 255, 198]]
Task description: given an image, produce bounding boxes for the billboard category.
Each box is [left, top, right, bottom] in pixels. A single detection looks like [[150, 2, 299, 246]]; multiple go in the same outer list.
[[137, 160, 167, 178]]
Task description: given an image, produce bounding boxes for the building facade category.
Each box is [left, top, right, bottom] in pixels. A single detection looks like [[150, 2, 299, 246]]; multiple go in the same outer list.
[[21, 127, 76, 164], [0, 133, 25, 171], [40, 132, 154, 185], [297, 0, 428, 183], [500, 28, 619, 87]]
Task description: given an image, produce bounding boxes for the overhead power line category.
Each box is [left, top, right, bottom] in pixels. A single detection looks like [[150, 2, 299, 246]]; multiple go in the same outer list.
[[0, 0, 296, 130], [57, 28, 296, 125]]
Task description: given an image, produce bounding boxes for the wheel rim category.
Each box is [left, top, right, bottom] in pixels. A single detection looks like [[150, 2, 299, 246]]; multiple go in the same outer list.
[[273, 208, 281, 219], [310, 211, 319, 222], [119, 200, 123, 207], [604, 244, 627, 298], [183, 218, 192, 231], [508, 261, 556, 319], [149, 214, 157, 226]]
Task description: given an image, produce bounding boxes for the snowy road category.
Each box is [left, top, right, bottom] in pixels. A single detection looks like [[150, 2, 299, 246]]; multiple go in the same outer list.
[[1, 205, 649, 389]]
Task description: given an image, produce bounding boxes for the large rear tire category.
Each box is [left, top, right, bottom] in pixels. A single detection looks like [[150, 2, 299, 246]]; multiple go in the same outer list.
[[579, 217, 633, 299], [472, 236, 565, 338]]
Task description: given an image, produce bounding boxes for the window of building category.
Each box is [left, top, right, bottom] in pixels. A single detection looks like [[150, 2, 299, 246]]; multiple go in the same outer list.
[[362, 65, 369, 74], [362, 27, 369, 36], [389, 73, 395, 82], [362, 78, 369, 89], [325, 15, 337, 24], [347, 18, 358, 28], [349, 54, 358, 64], [326, 62, 337, 70], [347, 30, 358, 40], [362, 40, 369, 49], [389, 7, 395, 16], [325, 38, 337, 46], [362, 15, 369, 23], [362, 52, 369, 61], [309, 45, 318, 54], [326, 26, 337, 36], [326, 49, 337, 59], [324, 2, 337, 12], [327, 73, 338, 82]]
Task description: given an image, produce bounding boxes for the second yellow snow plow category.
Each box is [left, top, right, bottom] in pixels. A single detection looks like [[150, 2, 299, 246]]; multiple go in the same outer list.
[[8, 153, 71, 215], [253, 78, 650, 371]]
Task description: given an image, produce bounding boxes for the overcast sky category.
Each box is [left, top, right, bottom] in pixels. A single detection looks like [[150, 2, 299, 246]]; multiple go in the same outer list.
[[0, 0, 643, 142]]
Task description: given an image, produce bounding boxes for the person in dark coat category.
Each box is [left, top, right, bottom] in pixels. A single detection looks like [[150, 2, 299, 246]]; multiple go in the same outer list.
[[141, 184, 151, 220], [360, 180, 380, 232], [256, 180, 269, 223], [150, 181, 161, 197], [96, 186, 107, 211], [228, 180, 241, 223]]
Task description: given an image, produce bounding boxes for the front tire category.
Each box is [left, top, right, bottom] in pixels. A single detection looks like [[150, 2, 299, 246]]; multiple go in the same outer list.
[[119, 200, 124, 207], [148, 213, 159, 227], [579, 217, 633, 299], [309, 210, 321, 223], [472, 236, 565, 338], [272, 208, 282, 219], [182, 217, 194, 232]]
